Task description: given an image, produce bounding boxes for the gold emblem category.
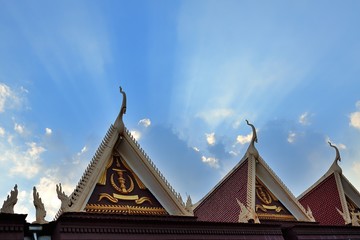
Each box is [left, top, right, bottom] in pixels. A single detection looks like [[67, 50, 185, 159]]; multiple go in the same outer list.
[[98, 156, 152, 205], [255, 178, 284, 213]]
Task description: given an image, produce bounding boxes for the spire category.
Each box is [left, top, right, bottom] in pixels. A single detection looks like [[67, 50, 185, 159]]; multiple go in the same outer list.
[[328, 141, 342, 174], [245, 120, 259, 159]]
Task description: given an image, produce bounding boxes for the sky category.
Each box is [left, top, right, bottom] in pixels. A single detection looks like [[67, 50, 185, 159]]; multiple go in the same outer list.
[[1, 0, 360, 222]]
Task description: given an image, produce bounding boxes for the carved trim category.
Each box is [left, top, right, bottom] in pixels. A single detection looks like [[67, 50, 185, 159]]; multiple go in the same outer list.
[[124, 129, 186, 208], [55, 125, 117, 220], [256, 156, 311, 221], [247, 157, 256, 210], [335, 172, 351, 223], [85, 204, 167, 215]]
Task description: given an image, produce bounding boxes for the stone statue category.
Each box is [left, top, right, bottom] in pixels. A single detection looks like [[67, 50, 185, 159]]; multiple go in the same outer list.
[[245, 120, 259, 159], [236, 198, 260, 223], [56, 183, 70, 212], [0, 184, 18, 214], [33, 187, 48, 224], [328, 141, 341, 162], [185, 195, 193, 214]]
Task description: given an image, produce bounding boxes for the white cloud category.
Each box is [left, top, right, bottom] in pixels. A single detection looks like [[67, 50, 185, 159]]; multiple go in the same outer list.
[[4, 142, 46, 178], [287, 131, 296, 143], [14, 123, 25, 134], [193, 147, 200, 152], [138, 118, 151, 128], [0, 127, 5, 136], [130, 130, 141, 141], [0, 83, 22, 112], [299, 112, 310, 125], [205, 132, 216, 145], [45, 128, 52, 135], [229, 150, 238, 156], [236, 132, 252, 145], [14, 190, 30, 215], [350, 112, 360, 130], [201, 156, 219, 168]]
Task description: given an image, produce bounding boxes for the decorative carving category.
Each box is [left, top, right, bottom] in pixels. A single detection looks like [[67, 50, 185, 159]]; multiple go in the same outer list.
[[236, 198, 260, 223], [0, 184, 18, 214], [33, 187, 48, 224], [245, 120, 259, 159], [56, 183, 70, 212], [185, 195, 193, 214], [328, 141, 341, 162], [255, 178, 284, 213], [85, 204, 167, 215], [346, 196, 360, 226], [305, 205, 316, 222], [97, 156, 152, 206], [336, 207, 351, 225], [118, 86, 127, 136]]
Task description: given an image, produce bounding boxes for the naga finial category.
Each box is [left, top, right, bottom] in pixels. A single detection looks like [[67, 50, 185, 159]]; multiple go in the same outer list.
[[246, 120, 258, 144], [32, 187, 48, 224], [56, 183, 70, 212], [119, 86, 127, 118], [328, 141, 341, 163], [0, 184, 18, 214], [245, 120, 259, 159]]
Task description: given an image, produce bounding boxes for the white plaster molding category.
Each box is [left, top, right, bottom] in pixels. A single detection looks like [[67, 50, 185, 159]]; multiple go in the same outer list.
[[335, 172, 351, 224]]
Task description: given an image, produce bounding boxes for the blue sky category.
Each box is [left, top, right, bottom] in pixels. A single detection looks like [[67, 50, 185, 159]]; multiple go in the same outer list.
[[1, 1, 360, 222]]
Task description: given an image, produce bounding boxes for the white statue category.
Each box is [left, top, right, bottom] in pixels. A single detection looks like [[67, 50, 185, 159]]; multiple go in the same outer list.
[[56, 183, 70, 212], [236, 198, 260, 223], [33, 187, 48, 224], [0, 184, 18, 214]]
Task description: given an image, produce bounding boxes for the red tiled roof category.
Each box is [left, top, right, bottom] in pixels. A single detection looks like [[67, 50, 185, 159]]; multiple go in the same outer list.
[[299, 173, 344, 225], [194, 160, 248, 222]]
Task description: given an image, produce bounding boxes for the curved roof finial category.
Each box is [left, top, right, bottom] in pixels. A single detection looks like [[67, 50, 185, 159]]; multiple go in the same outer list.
[[246, 119, 258, 144], [328, 141, 341, 163], [119, 86, 127, 118]]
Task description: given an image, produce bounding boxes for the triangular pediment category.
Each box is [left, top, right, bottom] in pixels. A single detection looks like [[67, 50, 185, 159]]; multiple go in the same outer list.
[[55, 89, 191, 218], [255, 177, 296, 221], [194, 121, 312, 223], [299, 143, 360, 225], [85, 150, 168, 215]]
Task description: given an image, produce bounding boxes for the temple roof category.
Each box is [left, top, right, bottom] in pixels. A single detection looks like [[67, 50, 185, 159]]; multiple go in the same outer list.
[[194, 121, 313, 223], [298, 142, 360, 225], [55, 88, 191, 218]]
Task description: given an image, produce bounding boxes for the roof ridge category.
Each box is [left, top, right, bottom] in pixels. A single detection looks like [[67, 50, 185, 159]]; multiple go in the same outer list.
[[124, 128, 185, 207], [257, 155, 309, 218], [54, 124, 117, 220]]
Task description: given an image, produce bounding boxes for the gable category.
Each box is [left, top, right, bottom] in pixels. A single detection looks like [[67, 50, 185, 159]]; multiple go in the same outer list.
[[299, 173, 344, 225], [255, 177, 296, 221], [85, 152, 168, 215], [194, 159, 248, 222], [56, 89, 191, 218]]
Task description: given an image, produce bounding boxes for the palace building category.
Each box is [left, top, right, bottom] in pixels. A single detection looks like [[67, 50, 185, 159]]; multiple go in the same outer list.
[[1, 88, 360, 240]]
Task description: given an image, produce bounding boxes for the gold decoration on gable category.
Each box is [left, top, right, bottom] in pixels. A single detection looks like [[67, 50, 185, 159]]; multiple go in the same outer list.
[[255, 178, 295, 221], [346, 195, 360, 214]]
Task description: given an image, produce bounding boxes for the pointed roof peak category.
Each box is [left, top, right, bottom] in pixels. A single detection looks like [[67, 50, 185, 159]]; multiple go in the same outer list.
[[114, 86, 127, 136], [327, 141, 342, 174], [245, 120, 259, 159]]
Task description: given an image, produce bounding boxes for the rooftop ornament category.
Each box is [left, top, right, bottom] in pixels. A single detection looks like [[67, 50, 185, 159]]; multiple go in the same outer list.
[[33, 187, 48, 224], [245, 120, 259, 159], [328, 141, 342, 174], [117, 86, 127, 136], [0, 184, 18, 214]]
